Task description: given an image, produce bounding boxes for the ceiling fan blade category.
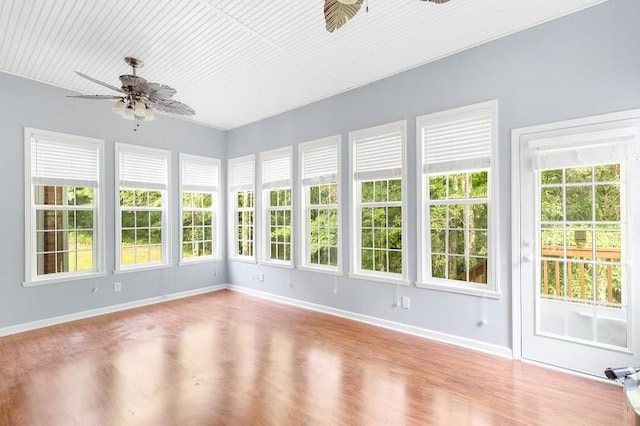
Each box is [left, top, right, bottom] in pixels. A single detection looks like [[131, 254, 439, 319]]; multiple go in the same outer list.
[[148, 97, 195, 116], [136, 81, 177, 99], [324, 0, 363, 33], [420, 0, 451, 3], [75, 71, 125, 93], [67, 94, 123, 100]]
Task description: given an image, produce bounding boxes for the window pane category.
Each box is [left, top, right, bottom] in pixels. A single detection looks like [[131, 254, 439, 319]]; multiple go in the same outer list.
[[469, 171, 488, 198], [566, 186, 592, 222], [149, 191, 162, 208], [429, 175, 446, 200], [135, 190, 148, 207], [361, 181, 374, 202], [431, 254, 446, 278], [448, 173, 467, 199], [595, 184, 620, 221], [595, 164, 619, 182], [389, 180, 402, 202], [566, 166, 592, 183], [540, 187, 564, 222], [541, 169, 562, 185], [136, 211, 149, 227], [120, 189, 135, 207], [122, 211, 135, 228]]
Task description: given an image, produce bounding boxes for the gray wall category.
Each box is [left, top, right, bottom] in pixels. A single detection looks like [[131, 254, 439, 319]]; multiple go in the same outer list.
[[225, 0, 640, 349], [0, 72, 227, 328]]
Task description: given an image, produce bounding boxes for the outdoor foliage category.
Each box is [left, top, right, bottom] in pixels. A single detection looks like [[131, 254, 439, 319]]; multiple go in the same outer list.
[[360, 179, 402, 274], [308, 183, 338, 266], [539, 164, 623, 305], [428, 171, 489, 284]]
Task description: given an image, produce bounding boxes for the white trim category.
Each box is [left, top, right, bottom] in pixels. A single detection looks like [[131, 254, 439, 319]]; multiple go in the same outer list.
[[24, 127, 106, 284], [178, 257, 224, 266], [416, 100, 499, 296], [297, 135, 342, 273], [227, 285, 512, 359], [178, 153, 222, 262], [114, 142, 172, 272], [0, 285, 226, 338], [415, 280, 501, 299], [23, 272, 108, 287], [296, 265, 344, 277], [259, 260, 295, 270], [227, 154, 256, 261], [511, 125, 523, 360], [227, 256, 257, 264], [259, 146, 294, 266], [511, 108, 640, 371], [113, 263, 173, 275], [348, 272, 410, 286], [349, 120, 408, 281]]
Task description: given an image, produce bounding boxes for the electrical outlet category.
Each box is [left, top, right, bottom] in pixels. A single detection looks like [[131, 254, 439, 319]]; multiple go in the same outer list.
[[257, 272, 264, 282], [113, 282, 122, 292], [402, 296, 410, 309]]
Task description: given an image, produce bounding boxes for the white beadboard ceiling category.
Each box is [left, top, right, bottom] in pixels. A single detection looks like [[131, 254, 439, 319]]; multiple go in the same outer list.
[[0, 0, 607, 130]]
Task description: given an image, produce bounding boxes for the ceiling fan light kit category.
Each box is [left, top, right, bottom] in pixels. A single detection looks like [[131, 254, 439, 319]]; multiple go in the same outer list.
[[69, 57, 194, 131]]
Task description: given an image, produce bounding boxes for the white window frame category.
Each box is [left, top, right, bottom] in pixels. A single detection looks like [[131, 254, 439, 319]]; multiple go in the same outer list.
[[23, 128, 106, 286], [260, 146, 294, 268], [416, 100, 500, 298], [297, 135, 342, 275], [349, 120, 408, 285], [114, 143, 171, 273], [227, 154, 256, 262], [179, 153, 221, 264]]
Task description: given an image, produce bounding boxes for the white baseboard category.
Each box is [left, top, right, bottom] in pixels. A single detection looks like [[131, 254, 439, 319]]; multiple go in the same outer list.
[[0, 285, 226, 337], [227, 285, 513, 359]]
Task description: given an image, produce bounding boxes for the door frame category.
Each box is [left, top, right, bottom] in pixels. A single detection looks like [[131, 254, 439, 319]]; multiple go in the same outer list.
[[511, 109, 640, 363]]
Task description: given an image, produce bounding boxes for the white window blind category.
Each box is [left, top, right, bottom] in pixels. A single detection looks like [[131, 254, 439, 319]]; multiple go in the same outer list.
[[30, 133, 100, 188], [421, 107, 493, 174], [352, 122, 404, 181], [229, 155, 255, 192], [117, 144, 169, 190], [301, 138, 339, 186], [531, 127, 637, 170], [181, 154, 219, 192], [262, 147, 292, 189]]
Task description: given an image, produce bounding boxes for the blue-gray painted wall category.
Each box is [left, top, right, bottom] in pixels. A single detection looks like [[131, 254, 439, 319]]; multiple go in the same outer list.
[[0, 72, 227, 328], [225, 0, 640, 349]]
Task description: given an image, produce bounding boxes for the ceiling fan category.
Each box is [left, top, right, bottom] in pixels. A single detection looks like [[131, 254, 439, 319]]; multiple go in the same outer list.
[[325, 0, 450, 33], [68, 57, 195, 130]]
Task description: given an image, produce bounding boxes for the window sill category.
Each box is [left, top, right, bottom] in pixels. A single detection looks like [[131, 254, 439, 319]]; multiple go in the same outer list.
[[297, 265, 343, 276], [114, 263, 173, 275], [348, 272, 409, 286], [178, 257, 223, 266], [415, 280, 501, 299], [260, 260, 294, 269], [23, 271, 108, 287], [228, 256, 257, 264]]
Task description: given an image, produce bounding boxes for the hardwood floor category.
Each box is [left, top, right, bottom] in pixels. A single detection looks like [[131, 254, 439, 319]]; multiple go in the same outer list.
[[0, 290, 630, 425]]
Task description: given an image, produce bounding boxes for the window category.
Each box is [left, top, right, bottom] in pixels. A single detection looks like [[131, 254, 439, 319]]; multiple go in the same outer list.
[[298, 136, 341, 273], [260, 147, 293, 266], [24, 128, 104, 284], [228, 155, 255, 261], [417, 100, 498, 296], [115, 143, 170, 271], [349, 121, 407, 284], [179, 154, 220, 263]]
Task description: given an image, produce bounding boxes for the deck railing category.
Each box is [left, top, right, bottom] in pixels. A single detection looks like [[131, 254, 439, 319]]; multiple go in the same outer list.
[[540, 246, 621, 304]]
